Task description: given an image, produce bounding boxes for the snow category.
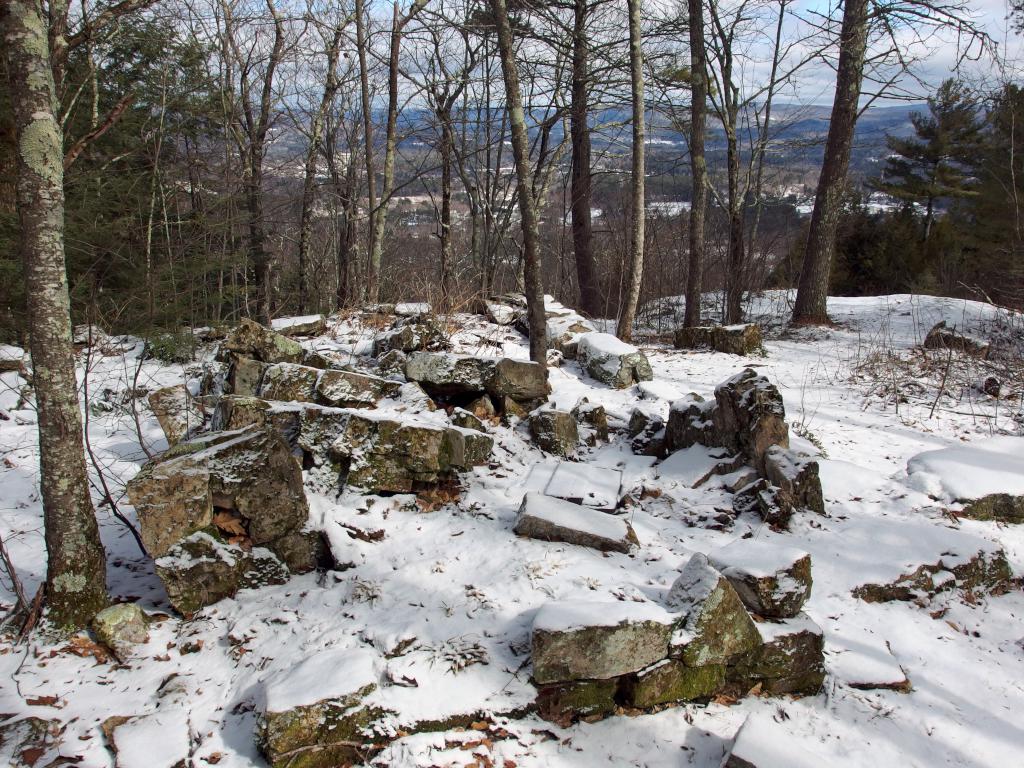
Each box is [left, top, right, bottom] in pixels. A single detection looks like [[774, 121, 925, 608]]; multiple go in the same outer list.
[[262, 647, 378, 713], [708, 537, 809, 579], [577, 331, 637, 358], [518, 492, 631, 542], [905, 436, 1024, 501], [2, 292, 1024, 767], [543, 462, 623, 510], [656, 445, 733, 488], [110, 710, 192, 768], [533, 600, 675, 633], [727, 713, 827, 767], [271, 314, 323, 331]]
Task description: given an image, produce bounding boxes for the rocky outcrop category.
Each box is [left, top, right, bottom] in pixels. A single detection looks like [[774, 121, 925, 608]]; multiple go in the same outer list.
[[674, 324, 763, 355], [308, 411, 493, 493], [316, 369, 401, 408], [960, 493, 1024, 523], [660, 369, 823, 530], [148, 384, 205, 446], [155, 532, 290, 616], [576, 333, 653, 389], [126, 425, 310, 613], [404, 352, 491, 396], [725, 614, 825, 696], [272, 314, 327, 337], [514, 493, 638, 553], [403, 353, 549, 417], [372, 318, 444, 356]]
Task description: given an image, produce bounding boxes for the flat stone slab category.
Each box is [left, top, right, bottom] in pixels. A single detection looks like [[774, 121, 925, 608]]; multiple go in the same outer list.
[[544, 462, 622, 510], [532, 600, 674, 684], [725, 714, 824, 768], [657, 445, 739, 488], [514, 492, 637, 553], [576, 332, 653, 388]]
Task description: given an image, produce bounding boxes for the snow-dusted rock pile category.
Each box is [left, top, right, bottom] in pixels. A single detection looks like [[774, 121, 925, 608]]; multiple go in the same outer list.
[[530, 545, 823, 726], [477, 294, 654, 389], [662, 367, 824, 529]]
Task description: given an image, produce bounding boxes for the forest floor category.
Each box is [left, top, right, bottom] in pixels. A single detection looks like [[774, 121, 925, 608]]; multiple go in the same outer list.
[[1, 291, 1023, 767]]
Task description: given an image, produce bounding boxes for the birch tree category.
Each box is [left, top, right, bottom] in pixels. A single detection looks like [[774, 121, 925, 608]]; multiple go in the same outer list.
[[3, 0, 108, 630]]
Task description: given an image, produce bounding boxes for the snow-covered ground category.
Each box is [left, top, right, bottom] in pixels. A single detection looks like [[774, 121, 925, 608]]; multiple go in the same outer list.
[[1, 291, 1023, 767]]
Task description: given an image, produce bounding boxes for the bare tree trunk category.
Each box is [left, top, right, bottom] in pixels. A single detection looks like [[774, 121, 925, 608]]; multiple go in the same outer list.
[[355, 0, 375, 303], [792, 0, 869, 325], [488, 0, 546, 364], [439, 115, 455, 305], [724, 113, 745, 324], [684, 0, 708, 329], [366, 0, 428, 303], [4, 0, 108, 630], [617, 0, 645, 341], [569, 0, 600, 317], [298, 22, 345, 315]]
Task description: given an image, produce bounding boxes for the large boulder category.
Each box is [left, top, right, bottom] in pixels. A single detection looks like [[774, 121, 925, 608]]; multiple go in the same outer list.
[[404, 352, 491, 397], [220, 318, 304, 364], [514, 492, 638, 553], [532, 601, 674, 684], [259, 362, 320, 402], [126, 426, 309, 559], [484, 358, 549, 403], [148, 384, 205, 446], [674, 324, 763, 356], [577, 333, 653, 389], [316, 369, 401, 408], [708, 539, 812, 618], [666, 553, 761, 667], [155, 532, 289, 615], [713, 368, 789, 473], [258, 648, 382, 768], [528, 410, 579, 457]]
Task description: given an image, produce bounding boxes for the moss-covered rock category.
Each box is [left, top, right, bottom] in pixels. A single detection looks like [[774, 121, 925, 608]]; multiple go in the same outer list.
[[674, 324, 763, 355], [91, 603, 149, 660], [621, 660, 726, 707], [531, 601, 673, 684], [536, 678, 618, 725], [667, 553, 762, 667], [226, 355, 268, 397], [258, 648, 382, 768], [960, 493, 1024, 524], [726, 614, 825, 696], [713, 368, 789, 474], [853, 547, 1015, 603], [155, 531, 289, 616]]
